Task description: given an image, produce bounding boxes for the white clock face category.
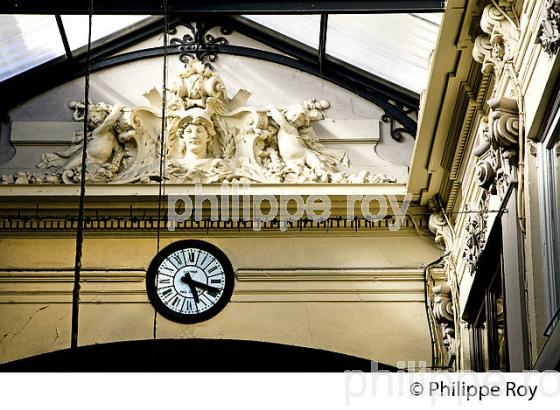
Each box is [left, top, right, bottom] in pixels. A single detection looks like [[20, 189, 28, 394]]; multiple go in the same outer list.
[[156, 248, 226, 314], [147, 240, 234, 323]]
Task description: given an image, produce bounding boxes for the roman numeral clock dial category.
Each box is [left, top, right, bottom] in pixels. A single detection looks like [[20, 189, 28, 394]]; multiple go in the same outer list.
[[146, 240, 235, 323]]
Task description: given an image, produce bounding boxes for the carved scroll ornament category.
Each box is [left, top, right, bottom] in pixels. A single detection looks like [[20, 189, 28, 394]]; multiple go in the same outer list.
[[473, 97, 519, 198], [472, 3, 519, 76]]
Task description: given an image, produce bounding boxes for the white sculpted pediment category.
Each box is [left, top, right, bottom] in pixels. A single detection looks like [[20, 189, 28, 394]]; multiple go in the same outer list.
[[2, 59, 401, 185]]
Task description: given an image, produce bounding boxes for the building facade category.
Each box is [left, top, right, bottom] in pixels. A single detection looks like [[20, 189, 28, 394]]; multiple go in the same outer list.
[[0, 0, 559, 371]]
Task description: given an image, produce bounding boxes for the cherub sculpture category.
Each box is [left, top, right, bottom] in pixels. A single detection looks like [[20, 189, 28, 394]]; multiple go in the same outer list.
[[265, 100, 348, 181], [38, 102, 124, 182]]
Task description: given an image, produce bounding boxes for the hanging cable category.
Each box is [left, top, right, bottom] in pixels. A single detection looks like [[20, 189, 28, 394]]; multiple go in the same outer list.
[[71, 0, 93, 350], [154, 0, 169, 340]]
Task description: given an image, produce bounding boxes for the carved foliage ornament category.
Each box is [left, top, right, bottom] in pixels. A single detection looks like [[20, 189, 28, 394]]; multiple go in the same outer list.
[[2, 59, 395, 185], [539, 0, 560, 56], [462, 192, 489, 277], [472, 3, 519, 76]]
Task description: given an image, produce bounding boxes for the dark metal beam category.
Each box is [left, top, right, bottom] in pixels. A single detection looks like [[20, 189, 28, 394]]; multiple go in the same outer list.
[[1, 0, 445, 14], [55, 15, 73, 60], [0, 14, 419, 138], [318, 14, 328, 76]]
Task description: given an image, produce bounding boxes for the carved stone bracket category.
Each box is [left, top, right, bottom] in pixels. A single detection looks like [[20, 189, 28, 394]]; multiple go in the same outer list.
[[473, 97, 519, 199], [472, 3, 519, 76], [433, 284, 456, 356], [428, 212, 454, 253], [539, 0, 560, 56], [428, 212, 456, 361]]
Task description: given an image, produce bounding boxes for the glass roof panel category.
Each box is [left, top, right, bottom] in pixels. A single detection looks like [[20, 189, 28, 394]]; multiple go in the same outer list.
[[245, 15, 321, 49], [0, 15, 65, 82], [326, 14, 442, 94], [0, 14, 150, 83], [61, 15, 150, 51]]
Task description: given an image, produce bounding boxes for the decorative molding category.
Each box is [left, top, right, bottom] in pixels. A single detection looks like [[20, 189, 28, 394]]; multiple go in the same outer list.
[[445, 70, 492, 213], [539, 0, 560, 56], [0, 268, 429, 304], [0, 214, 427, 234], [234, 268, 427, 303], [0, 270, 147, 303], [472, 3, 519, 77]]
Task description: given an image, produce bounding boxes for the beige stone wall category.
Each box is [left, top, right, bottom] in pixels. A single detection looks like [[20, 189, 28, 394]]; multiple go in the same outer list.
[[0, 232, 440, 366]]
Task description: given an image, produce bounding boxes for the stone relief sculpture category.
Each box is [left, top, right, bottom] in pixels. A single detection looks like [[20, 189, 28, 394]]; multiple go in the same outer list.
[[539, 0, 560, 55], [2, 59, 394, 185]]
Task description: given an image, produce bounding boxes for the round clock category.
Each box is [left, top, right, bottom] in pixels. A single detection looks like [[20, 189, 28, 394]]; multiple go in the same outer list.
[[146, 240, 235, 323]]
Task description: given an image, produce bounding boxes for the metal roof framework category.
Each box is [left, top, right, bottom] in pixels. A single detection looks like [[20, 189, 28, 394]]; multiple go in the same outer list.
[[0, 0, 445, 139]]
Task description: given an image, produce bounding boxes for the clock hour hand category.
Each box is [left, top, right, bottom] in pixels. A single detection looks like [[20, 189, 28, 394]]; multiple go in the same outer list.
[[190, 279, 220, 295], [180, 274, 200, 304]]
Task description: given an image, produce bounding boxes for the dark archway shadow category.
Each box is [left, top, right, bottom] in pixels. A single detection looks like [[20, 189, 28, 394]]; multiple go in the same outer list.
[[0, 339, 396, 372]]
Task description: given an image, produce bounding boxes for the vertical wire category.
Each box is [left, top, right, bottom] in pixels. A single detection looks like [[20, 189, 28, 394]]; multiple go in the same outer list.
[[154, 0, 169, 340], [71, 0, 93, 350]]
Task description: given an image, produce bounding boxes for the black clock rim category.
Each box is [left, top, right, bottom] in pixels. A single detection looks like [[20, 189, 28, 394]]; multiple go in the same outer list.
[[146, 239, 235, 324]]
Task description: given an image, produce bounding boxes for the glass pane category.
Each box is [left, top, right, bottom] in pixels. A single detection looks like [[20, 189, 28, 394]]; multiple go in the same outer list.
[[0, 15, 65, 82], [244, 15, 320, 49], [61, 15, 150, 51], [326, 14, 442, 94]]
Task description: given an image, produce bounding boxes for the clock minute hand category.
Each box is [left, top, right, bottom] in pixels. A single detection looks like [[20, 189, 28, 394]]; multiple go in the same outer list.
[[190, 279, 220, 295], [180, 274, 200, 304]]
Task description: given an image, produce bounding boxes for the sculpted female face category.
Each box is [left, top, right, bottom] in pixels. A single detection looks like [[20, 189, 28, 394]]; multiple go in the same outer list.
[[182, 122, 209, 158]]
